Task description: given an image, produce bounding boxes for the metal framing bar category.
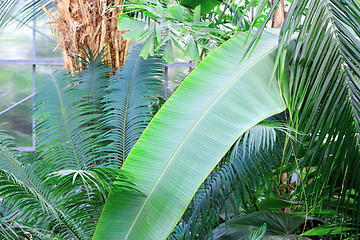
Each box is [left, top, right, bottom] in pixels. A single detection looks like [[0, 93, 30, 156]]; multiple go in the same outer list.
[[0, 94, 35, 115], [0, 59, 63, 65], [32, 2, 37, 148]]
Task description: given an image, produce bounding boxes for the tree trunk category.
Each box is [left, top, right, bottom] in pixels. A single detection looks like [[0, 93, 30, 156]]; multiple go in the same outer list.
[[271, 0, 286, 28], [44, 0, 128, 71]]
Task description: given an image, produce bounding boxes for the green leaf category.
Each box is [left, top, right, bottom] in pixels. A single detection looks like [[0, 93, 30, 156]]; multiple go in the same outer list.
[[248, 224, 266, 240], [140, 35, 155, 58], [118, 16, 147, 40], [213, 211, 312, 239], [301, 224, 355, 236], [183, 37, 200, 62], [180, 0, 222, 14], [163, 41, 174, 63], [93, 29, 285, 239], [169, 5, 185, 22], [193, 5, 201, 22]]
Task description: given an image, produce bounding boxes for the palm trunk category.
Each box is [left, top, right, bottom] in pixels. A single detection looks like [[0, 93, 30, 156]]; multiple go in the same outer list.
[[44, 0, 128, 71], [271, 0, 286, 28]]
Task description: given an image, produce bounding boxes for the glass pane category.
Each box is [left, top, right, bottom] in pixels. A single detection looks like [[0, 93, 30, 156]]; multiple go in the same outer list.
[[0, 101, 33, 147], [168, 66, 191, 95], [37, 64, 63, 74], [0, 65, 32, 108], [0, 65, 33, 147], [35, 17, 63, 60], [0, 22, 33, 60]]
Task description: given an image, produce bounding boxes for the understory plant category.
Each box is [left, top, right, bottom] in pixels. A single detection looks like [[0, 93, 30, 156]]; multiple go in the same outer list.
[[0, 45, 164, 239]]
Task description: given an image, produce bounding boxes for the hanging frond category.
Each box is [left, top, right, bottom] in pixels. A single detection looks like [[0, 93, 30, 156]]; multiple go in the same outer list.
[[274, 0, 360, 228], [100, 44, 164, 166], [0, 0, 54, 30]]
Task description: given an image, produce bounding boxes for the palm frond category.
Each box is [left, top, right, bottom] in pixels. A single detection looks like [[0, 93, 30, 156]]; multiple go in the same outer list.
[[77, 48, 113, 104], [276, 0, 360, 229], [100, 44, 164, 166], [0, 207, 49, 240], [0, 0, 54, 30], [0, 133, 53, 220]]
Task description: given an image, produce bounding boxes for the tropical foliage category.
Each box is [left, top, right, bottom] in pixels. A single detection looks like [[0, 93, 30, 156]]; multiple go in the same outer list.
[[0, 45, 164, 239], [95, 0, 360, 239], [0, 0, 359, 239], [115, 0, 280, 62]]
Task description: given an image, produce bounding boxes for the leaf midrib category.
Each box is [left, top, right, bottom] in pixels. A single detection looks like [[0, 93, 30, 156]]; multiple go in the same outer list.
[[51, 74, 84, 170]]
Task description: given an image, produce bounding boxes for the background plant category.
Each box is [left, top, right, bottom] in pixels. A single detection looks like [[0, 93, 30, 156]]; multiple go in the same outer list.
[[0, 45, 164, 239]]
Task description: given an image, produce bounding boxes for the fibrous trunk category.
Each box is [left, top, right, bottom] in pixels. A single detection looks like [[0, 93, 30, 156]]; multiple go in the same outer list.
[[45, 0, 128, 70], [271, 0, 286, 28]]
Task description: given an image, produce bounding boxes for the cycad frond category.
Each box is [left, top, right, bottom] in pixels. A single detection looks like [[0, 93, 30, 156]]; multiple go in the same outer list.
[[171, 120, 289, 239], [277, 0, 360, 228], [0, 207, 49, 240], [101, 44, 164, 166], [0, 132, 89, 239], [0, 133, 53, 222], [34, 70, 102, 171], [77, 48, 113, 104]]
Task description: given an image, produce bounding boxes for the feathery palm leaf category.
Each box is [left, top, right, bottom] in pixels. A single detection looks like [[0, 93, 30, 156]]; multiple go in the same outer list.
[[100, 44, 164, 166], [274, 0, 360, 227], [0, 0, 54, 30], [0, 206, 49, 240], [0, 132, 89, 239], [78, 48, 113, 104]]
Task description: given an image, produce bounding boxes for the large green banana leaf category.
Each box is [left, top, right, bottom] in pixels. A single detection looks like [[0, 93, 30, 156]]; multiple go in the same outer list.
[[93, 29, 286, 240]]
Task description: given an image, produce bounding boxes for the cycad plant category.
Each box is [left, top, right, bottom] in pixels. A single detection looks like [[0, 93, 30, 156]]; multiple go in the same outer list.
[[0, 45, 164, 239]]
